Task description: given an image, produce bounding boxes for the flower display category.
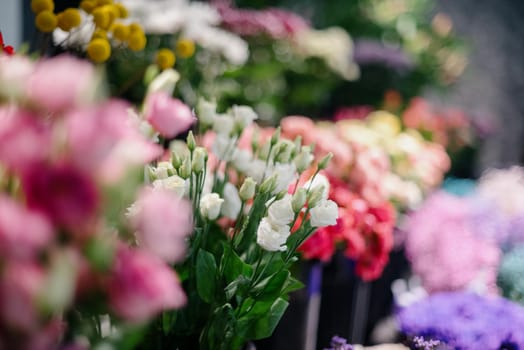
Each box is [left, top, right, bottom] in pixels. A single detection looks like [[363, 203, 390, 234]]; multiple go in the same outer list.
[[396, 292, 524, 349], [0, 54, 192, 348]]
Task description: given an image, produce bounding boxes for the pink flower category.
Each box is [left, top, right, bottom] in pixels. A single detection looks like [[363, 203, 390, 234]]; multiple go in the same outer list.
[[22, 161, 99, 235], [66, 100, 163, 183], [280, 116, 316, 144], [107, 246, 186, 324], [0, 196, 53, 260], [0, 262, 45, 331], [333, 106, 373, 121], [26, 55, 96, 113], [131, 189, 193, 263], [144, 92, 195, 138], [0, 106, 50, 172]]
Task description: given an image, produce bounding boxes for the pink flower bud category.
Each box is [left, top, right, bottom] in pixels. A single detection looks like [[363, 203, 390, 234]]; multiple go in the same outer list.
[[144, 92, 195, 138]]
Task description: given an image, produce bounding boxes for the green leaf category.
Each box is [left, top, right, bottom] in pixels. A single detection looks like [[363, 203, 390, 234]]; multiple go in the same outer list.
[[224, 275, 250, 301], [196, 250, 217, 303], [252, 298, 289, 340], [282, 276, 305, 294], [223, 243, 253, 284], [252, 270, 289, 301]]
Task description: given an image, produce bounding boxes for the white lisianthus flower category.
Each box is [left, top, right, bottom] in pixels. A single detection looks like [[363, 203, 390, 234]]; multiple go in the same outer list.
[[197, 99, 217, 125], [213, 114, 235, 136], [221, 183, 242, 219], [152, 175, 186, 198], [246, 159, 268, 184], [231, 105, 258, 129], [272, 163, 297, 193], [309, 200, 339, 227], [212, 134, 234, 161], [256, 218, 290, 252], [200, 193, 224, 220], [294, 147, 314, 173], [267, 194, 294, 226], [154, 161, 175, 179], [147, 68, 180, 96], [304, 173, 330, 200], [231, 149, 252, 173]]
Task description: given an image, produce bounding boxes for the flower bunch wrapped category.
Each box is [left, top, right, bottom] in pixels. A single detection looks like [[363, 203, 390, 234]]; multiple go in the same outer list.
[[0, 54, 193, 348], [130, 89, 339, 347], [396, 292, 524, 349]]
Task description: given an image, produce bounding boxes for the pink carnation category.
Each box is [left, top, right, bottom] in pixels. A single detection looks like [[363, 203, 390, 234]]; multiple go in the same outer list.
[[26, 55, 95, 113], [66, 100, 163, 183], [22, 161, 99, 236], [0, 106, 50, 173], [0, 196, 53, 260], [131, 189, 193, 263], [144, 92, 195, 138], [107, 246, 186, 324]]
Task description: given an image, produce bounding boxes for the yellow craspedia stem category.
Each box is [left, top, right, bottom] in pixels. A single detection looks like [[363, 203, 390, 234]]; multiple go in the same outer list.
[[111, 23, 130, 41], [128, 29, 146, 51], [92, 7, 111, 29], [176, 39, 195, 58], [31, 0, 54, 14], [87, 38, 111, 63], [156, 49, 176, 70], [80, 0, 97, 13], [35, 10, 58, 33], [57, 8, 82, 31]]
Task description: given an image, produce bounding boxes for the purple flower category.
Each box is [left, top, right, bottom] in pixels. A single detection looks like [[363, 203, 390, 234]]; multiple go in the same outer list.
[[397, 292, 524, 350], [353, 40, 414, 72], [411, 336, 440, 350], [324, 335, 353, 350]]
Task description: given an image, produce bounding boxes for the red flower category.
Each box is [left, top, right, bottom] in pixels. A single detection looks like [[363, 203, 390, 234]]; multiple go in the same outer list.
[[0, 32, 15, 55]]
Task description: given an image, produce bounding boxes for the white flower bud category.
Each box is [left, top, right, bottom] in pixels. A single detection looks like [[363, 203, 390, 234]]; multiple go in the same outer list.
[[221, 183, 242, 219], [256, 217, 290, 252], [274, 140, 295, 163], [304, 174, 330, 200], [231, 105, 258, 129], [186, 131, 196, 151], [152, 175, 186, 197], [200, 193, 224, 220], [267, 194, 294, 226], [192, 147, 207, 173], [154, 161, 175, 180], [318, 152, 333, 170], [292, 188, 307, 213], [307, 186, 325, 208], [309, 200, 339, 227], [270, 127, 281, 146], [239, 177, 256, 201], [197, 99, 217, 126], [179, 156, 192, 179], [294, 147, 314, 173], [260, 173, 278, 194], [147, 68, 180, 96], [213, 114, 235, 136]]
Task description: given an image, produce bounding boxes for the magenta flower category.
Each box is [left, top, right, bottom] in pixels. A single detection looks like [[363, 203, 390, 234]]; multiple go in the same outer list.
[[0, 196, 53, 260], [130, 189, 193, 263], [26, 55, 96, 113], [107, 246, 187, 324], [0, 107, 50, 173], [0, 261, 45, 331], [144, 92, 195, 138], [65, 100, 163, 183], [22, 161, 99, 235]]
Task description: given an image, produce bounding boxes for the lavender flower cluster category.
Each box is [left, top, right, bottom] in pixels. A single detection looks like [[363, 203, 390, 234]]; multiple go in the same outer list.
[[397, 292, 524, 350], [324, 336, 354, 350], [410, 336, 440, 350]]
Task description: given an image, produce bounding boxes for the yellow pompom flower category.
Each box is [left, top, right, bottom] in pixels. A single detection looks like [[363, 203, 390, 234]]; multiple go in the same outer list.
[[114, 3, 129, 18], [103, 5, 120, 23], [111, 23, 130, 41], [92, 7, 111, 29], [35, 10, 58, 33], [176, 39, 195, 58], [156, 49, 176, 70], [57, 8, 82, 31], [31, 0, 54, 14], [129, 23, 142, 33], [128, 29, 146, 51], [92, 28, 107, 40], [97, 0, 113, 5], [87, 38, 111, 63], [80, 0, 97, 13]]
